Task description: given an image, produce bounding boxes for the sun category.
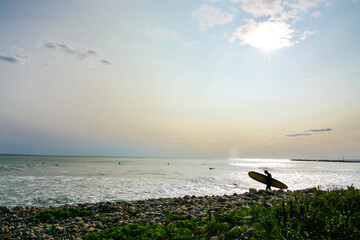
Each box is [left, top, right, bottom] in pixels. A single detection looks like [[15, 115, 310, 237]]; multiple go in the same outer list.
[[233, 21, 295, 52], [249, 22, 294, 52]]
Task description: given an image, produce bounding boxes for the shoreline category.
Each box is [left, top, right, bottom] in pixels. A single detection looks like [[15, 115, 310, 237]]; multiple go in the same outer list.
[[1, 188, 320, 240]]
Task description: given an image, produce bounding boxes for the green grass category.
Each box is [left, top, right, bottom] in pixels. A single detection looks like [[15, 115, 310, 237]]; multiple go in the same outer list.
[[251, 186, 360, 239], [82, 186, 360, 240], [36, 207, 94, 222]]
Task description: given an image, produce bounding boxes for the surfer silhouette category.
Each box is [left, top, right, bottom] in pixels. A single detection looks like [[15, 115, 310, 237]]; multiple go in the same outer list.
[[264, 170, 272, 191]]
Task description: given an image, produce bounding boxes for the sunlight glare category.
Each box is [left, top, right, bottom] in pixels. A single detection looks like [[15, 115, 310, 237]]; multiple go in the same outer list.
[[244, 21, 294, 52]]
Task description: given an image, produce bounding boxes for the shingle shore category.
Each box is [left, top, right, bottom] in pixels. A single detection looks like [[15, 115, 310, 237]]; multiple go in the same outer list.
[[0, 188, 316, 240]]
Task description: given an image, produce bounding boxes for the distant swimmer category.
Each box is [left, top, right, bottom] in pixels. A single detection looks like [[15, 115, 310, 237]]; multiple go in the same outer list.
[[209, 167, 215, 170], [118, 162, 121, 165], [264, 170, 272, 191]]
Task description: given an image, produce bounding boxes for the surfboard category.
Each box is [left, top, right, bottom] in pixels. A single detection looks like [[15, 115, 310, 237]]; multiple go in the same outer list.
[[248, 171, 288, 189]]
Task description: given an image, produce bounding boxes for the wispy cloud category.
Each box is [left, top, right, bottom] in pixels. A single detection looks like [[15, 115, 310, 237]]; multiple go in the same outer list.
[[185, 40, 201, 49], [286, 133, 312, 137], [284, 0, 329, 11], [300, 30, 316, 41], [0, 54, 23, 63], [204, 0, 223, 2], [146, 27, 178, 40], [42, 39, 112, 68], [286, 128, 333, 137], [306, 128, 333, 132], [192, 4, 234, 31], [311, 11, 322, 18], [233, 0, 283, 18], [0, 47, 27, 64], [101, 59, 112, 65]]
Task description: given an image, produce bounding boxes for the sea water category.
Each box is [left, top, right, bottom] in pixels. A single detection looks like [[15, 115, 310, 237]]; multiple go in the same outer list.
[[0, 155, 359, 206]]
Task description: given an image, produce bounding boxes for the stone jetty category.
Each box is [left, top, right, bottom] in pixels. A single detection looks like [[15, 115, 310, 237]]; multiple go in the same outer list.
[[0, 188, 316, 240]]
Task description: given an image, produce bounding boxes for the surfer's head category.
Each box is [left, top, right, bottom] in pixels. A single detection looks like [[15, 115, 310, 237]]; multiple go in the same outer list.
[[264, 170, 268, 174]]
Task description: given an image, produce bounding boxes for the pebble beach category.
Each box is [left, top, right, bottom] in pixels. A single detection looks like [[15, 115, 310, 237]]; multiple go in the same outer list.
[[0, 188, 318, 240]]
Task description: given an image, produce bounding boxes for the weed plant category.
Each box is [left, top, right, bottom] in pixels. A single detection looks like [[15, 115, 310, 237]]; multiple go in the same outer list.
[[83, 186, 359, 240], [36, 207, 94, 222]]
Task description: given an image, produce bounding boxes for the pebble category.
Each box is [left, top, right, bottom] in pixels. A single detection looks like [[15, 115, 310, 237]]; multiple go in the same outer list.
[[0, 188, 318, 239]]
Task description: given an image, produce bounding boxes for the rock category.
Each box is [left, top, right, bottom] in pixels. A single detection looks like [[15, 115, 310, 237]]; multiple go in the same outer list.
[[210, 236, 219, 240], [229, 226, 242, 235], [0, 188, 322, 240], [252, 194, 260, 200], [217, 196, 227, 202], [96, 222, 104, 229], [249, 188, 257, 193], [242, 227, 254, 239], [55, 225, 64, 233], [0, 206, 11, 214]]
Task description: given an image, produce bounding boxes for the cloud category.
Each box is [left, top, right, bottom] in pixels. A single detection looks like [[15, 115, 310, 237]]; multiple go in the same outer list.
[[306, 128, 333, 132], [300, 30, 316, 41], [146, 27, 178, 40], [286, 133, 312, 137], [101, 59, 112, 65], [185, 40, 201, 49], [0, 54, 23, 63], [286, 128, 333, 137], [311, 11, 322, 18], [192, 4, 234, 31], [284, 0, 329, 11], [231, 0, 327, 20], [0, 47, 27, 64], [192, 0, 329, 50], [235, 0, 283, 18], [279, 0, 329, 21], [42, 39, 112, 68], [228, 0, 329, 50], [231, 20, 295, 51]]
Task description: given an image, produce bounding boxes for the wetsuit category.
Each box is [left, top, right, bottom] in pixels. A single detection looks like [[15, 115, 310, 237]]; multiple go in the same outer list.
[[266, 172, 272, 191]]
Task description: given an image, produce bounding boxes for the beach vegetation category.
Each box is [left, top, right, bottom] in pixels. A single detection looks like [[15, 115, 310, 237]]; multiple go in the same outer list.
[[251, 186, 360, 239], [36, 207, 94, 222], [82, 187, 360, 240]]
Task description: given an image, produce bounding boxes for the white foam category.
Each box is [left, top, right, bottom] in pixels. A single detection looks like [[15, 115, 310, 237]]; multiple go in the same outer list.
[[0, 156, 359, 206]]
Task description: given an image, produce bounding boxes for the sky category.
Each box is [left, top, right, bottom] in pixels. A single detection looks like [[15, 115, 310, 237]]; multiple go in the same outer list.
[[0, 0, 359, 159]]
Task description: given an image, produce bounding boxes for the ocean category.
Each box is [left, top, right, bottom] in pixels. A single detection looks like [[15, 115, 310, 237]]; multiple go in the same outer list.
[[1, 155, 359, 207]]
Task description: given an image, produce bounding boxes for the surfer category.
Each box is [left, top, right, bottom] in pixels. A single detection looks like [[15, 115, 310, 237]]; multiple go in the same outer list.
[[264, 170, 272, 191]]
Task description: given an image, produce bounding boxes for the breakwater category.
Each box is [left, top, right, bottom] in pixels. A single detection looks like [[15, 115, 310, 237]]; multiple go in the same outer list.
[[291, 159, 360, 163]]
